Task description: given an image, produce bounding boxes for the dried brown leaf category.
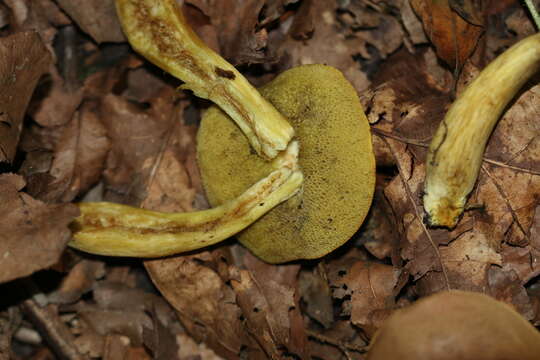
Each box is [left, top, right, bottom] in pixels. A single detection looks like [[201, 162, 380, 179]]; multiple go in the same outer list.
[[488, 265, 536, 320], [401, 0, 429, 45], [358, 188, 400, 260], [336, 0, 407, 60], [288, 0, 316, 40], [4, 0, 60, 53], [21, 60, 131, 202], [145, 255, 257, 360], [232, 252, 309, 359], [33, 0, 71, 27], [102, 334, 132, 360], [73, 324, 106, 357], [439, 232, 502, 290], [54, 0, 126, 43], [29, 66, 84, 128], [122, 67, 170, 104], [307, 320, 368, 360], [332, 261, 406, 336], [449, 0, 483, 26], [123, 346, 153, 360], [176, 333, 223, 360], [77, 307, 152, 347], [39, 100, 110, 202], [280, 0, 371, 91], [185, 0, 274, 64], [0, 31, 51, 163], [410, 0, 483, 68], [0, 308, 22, 358], [298, 266, 334, 328], [98, 92, 190, 205], [48, 259, 105, 304], [142, 308, 179, 360], [0, 174, 79, 284], [92, 281, 177, 329]]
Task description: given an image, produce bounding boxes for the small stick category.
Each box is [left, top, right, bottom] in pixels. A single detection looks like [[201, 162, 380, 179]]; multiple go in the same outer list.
[[21, 299, 87, 360], [524, 0, 540, 30]]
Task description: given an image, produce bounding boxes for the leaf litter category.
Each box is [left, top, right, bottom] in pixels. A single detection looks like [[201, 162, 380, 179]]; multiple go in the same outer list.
[[0, 0, 539, 359]]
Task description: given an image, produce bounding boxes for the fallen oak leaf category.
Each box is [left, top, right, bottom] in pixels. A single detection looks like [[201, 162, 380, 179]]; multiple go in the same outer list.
[[449, 0, 484, 26], [380, 139, 452, 288], [333, 261, 407, 337], [0, 31, 51, 163], [439, 232, 502, 291], [0, 174, 79, 284], [48, 259, 105, 304], [298, 265, 334, 329], [39, 100, 111, 203], [54, 0, 126, 43], [231, 251, 310, 359], [145, 254, 262, 359], [185, 0, 280, 65], [410, 0, 483, 68], [279, 0, 371, 91]]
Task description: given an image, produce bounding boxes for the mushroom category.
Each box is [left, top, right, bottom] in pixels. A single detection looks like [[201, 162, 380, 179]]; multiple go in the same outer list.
[[423, 33, 540, 228], [69, 0, 303, 257], [367, 290, 540, 360], [198, 64, 376, 263], [69, 0, 376, 261]]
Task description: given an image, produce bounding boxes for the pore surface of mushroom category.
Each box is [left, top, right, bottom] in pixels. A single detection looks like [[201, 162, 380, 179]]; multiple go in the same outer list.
[[367, 290, 540, 360], [198, 64, 376, 263]]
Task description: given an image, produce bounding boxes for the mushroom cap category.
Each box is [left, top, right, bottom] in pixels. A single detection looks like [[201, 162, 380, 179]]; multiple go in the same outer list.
[[197, 65, 375, 263], [367, 290, 540, 360]]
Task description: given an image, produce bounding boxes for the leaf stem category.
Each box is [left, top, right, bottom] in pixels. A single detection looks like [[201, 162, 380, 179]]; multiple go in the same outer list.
[[524, 0, 540, 30]]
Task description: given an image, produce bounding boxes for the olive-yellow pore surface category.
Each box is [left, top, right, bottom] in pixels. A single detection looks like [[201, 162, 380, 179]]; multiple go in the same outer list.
[[197, 65, 375, 263]]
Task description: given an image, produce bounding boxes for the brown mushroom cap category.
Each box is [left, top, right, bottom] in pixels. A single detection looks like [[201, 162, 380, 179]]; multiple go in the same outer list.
[[367, 290, 540, 360], [197, 65, 375, 263]]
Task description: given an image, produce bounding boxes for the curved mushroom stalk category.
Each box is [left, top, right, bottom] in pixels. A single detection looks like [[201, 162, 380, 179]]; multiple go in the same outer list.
[[69, 141, 303, 257], [423, 33, 540, 228], [116, 0, 293, 160]]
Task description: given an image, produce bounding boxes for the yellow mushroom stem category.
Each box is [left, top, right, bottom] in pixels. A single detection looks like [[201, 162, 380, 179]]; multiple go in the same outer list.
[[423, 33, 540, 228], [69, 141, 303, 257], [115, 0, 293, 160]]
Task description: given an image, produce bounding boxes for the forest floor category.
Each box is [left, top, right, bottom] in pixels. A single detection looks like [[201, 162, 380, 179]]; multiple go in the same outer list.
[[0, 0, 539, 359]]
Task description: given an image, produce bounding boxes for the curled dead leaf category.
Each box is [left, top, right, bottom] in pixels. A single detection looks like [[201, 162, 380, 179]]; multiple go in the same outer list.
[[0, 174, 79, 284], [0, 31, 51, 163]]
